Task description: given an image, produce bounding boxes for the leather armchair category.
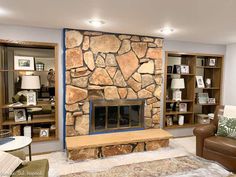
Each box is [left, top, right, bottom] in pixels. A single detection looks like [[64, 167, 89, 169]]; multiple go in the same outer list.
[[193, 106, 236, 172]]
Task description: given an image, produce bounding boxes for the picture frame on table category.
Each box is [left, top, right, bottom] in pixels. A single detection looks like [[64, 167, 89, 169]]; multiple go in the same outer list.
[[180, 65, 189, 74], [14, 109, 27, 122], [14, 56, 35, 70], [179, 103, 187, 112], [196, 76, 205, 88]]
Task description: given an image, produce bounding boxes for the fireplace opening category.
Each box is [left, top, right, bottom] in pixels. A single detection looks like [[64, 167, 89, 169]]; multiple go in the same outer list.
[[90, 99, 145, 134]]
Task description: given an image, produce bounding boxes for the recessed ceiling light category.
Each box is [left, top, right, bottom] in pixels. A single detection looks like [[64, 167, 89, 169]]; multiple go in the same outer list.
[[88, 19, 105, 27], [159, 27, 175, 35]]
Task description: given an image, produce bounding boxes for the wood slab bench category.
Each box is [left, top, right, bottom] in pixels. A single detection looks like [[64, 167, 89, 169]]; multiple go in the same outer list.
[[66, 129, 173, 160]]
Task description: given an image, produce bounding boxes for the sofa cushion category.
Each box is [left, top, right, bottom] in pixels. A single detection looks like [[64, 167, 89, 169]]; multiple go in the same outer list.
[[11, 159, 49, 177], [0, 151, 23, 177], [217, 116, 236, 139], [204, 136, 236, 156]]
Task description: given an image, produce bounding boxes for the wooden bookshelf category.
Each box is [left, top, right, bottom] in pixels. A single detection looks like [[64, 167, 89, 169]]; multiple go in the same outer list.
[[0, 40, 58, 142], [163, 52, 223, 129]]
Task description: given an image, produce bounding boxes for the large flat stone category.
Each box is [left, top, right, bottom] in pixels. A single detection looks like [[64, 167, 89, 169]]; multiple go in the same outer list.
[[66, 85, 87, 104], [65, 30, 83, 48], [68, 148, 98, 161], [131, 42, 147, 58], [116, 51, 139, 80], [75, 115, 89, 135], [146, 48, 162, 59], [113, 70, 127, 87], [102, 144, 132, 157], [66, 48, 83, 69], [84, 51, 95, 71], [89, 68, 113, 85], [90, 34, 121, 53], [104, 86, 120, 100]]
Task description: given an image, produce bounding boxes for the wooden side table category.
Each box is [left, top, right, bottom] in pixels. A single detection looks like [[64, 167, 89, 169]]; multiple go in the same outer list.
[[0, 136, 32, 161]]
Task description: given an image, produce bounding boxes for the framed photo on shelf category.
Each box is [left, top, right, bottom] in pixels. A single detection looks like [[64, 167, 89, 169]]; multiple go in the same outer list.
[[27, 92, 37, 106], [180, 65, 189, 74], [173, 65, 181, 74], [14, 56, 35, 70], [198, 93, 209, 104], [196, 76, 205, 88], [14, 109, 27, 122], [179, 103, 187, 112], [166, 116, 173, 126], [208, 98, 216, 104], [39, 128, 49, 137], [167, 66, 173, 73], [208, 58, 216, 66]]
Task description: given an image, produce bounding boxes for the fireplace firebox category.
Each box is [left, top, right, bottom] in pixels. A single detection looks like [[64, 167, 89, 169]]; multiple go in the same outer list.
[[90, 99, 145, 134]]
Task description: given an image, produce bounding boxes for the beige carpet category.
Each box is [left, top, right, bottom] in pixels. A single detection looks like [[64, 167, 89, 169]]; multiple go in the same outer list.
[[60, 155, 231, 177]]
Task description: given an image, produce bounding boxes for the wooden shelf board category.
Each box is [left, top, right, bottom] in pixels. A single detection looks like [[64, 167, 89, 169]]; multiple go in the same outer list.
[[1, 101, 52, 109], [167, 73, 195, 76], [195, 103, 218, 106], [196, 66, 221, 69], [2, 117, 55, 125], [165, 111, 194, 115], [0, 70, 51, 73], [166, 99, 194, 103], [32, 136, 58, 142], [164, 123, 201, 129], [202, 87, 220, 90]]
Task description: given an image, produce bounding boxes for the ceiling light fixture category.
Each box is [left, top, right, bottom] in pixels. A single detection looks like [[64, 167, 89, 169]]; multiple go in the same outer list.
[[88, 19, 105, 27], [0, 7, 9, 16], [159, 27, 174, 35]]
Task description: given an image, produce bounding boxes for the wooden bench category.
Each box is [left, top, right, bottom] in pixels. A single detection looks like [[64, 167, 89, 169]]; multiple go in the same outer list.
[[66, 129, 173, 160]]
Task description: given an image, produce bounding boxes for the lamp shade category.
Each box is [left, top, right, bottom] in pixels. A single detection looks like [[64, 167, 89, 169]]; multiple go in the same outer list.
[[171, 78, 185, 89], [21, 75, 40, 90]]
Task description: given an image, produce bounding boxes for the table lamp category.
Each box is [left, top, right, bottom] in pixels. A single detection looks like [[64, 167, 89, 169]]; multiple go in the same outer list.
[[171, 78, 185, 101], [21, 75, 40, 105]]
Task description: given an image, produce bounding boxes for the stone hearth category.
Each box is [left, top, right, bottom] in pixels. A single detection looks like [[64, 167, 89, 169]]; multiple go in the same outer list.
[[64, 29, 163, 137], [66, 129, 172, 160]]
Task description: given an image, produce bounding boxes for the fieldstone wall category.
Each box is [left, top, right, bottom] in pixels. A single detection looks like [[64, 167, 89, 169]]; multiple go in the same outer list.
[[65, 29, 163, 137]]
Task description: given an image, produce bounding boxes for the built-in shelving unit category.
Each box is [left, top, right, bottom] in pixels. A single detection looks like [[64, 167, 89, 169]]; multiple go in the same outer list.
[[0, 40, 58, 142], [163, 52, 223, 129]]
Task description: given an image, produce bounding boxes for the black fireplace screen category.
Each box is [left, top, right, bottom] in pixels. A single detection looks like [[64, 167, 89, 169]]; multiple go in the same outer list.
[[90, 99, 145, 133]]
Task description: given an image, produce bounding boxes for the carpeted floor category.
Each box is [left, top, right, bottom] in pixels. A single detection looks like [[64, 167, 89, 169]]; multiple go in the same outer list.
[[32, 136, 232, 177], [60, 155, 230, 177]]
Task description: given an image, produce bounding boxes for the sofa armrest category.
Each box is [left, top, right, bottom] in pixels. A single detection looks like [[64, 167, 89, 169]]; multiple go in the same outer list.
[[193, 124, 216, 157], [9, 150, 26, 161], [193, 124, 216, 138]]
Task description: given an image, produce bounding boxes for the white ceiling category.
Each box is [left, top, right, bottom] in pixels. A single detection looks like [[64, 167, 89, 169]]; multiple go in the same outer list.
[[0, 0, 235, 45]]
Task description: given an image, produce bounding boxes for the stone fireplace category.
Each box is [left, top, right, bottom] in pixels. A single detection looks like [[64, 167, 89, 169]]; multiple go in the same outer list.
[[90, 99, 145, 134], [65, 29, 163, 138]]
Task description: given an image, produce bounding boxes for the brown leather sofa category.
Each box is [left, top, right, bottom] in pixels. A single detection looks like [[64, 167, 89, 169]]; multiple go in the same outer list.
[[193, 106, 236, 172]]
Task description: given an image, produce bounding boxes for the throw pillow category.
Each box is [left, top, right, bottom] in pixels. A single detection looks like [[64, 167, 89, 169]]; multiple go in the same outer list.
[[217, 116, 236, 139], [0, 151, 23, 177]]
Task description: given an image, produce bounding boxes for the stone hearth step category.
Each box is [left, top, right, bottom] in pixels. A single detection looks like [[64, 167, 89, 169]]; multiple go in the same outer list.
[[66, 129, 173, 160]]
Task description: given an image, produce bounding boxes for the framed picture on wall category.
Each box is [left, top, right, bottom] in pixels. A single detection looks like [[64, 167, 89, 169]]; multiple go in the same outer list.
[[14, 56, 35, 70]]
